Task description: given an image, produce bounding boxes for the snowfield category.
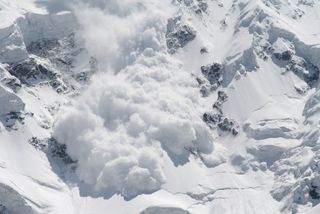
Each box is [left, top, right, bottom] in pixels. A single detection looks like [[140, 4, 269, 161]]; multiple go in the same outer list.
[[1, 0, 320, 213]]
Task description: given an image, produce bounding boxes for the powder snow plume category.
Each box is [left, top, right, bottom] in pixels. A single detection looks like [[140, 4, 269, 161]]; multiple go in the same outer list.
[[53, 0, 213, 199]]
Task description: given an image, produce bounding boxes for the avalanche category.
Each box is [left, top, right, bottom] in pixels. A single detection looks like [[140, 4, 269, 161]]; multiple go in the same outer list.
[[1, 0, 320, 213]]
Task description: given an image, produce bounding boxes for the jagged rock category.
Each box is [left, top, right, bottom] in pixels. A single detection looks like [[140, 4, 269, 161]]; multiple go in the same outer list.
[[203, 112, 239, 135], [201, 63, 224, 88], [218, 117, 239, 135], [217, 90, 228, 102], [270, 39, 319, 86], [203, 89, 238, 135], [26, 35, 96, 90], [309, 185, 320, 200], [28, 137, 46, 150], [274, 50, 293, 61], [166, 16, 196, 54], [0, 65, 22, 92], [9, 57, 68, 93], [203, 112, 222, 127], [28, 137, 75, 165], [9, 58, 57, 84], [26, 36, 74, 69], [212, 91, 228, 110], [286, 58, 319, 85], [48, 138, 75, 164]]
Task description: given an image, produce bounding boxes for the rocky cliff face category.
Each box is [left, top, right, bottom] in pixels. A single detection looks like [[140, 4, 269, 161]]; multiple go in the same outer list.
[[1, 0, 320, 213]]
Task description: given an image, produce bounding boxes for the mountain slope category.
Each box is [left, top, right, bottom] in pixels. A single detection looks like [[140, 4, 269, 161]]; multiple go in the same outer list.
[[1, 0, 320, 213]]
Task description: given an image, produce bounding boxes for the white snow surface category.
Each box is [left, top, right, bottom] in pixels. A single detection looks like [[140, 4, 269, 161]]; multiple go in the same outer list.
[[1, 0, 320, 213]]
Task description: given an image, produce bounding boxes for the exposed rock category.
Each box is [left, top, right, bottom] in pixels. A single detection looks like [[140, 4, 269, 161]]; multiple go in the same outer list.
[[309, 185, 320, 200], [1, 112, 25, 130], [271, 147, 317, 205], [201, 63, 224, 89], [10, 58, 57, 84], [218, 117, 239, 135], [48, 138, 76, 164], [27, 38, 61, 57], [200, 47, 208, 54], [25, 34, 97, 91], [197, 64, 226, 97], [28, 137, 76, 165], [1, 76, 21, 92], [270, 39, 320, 86], [166, 16, 196, 54], [203, 112, 222, 127], [286, 58, 319, 86], [9, 57, 67, 93], [28, 137, 46, 150], [197, 0, 208, 13], [203, 90, 239, 135], [176, 0, 208, 14], [217, 90, 228, 102], [274, 50, 293, 61]]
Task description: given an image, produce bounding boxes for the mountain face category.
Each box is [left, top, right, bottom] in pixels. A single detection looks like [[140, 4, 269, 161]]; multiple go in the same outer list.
[[1, 0, 320, 213]]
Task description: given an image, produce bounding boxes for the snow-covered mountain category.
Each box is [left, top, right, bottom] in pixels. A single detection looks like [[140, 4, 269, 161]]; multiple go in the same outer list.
[[1, 0, 320, 213]]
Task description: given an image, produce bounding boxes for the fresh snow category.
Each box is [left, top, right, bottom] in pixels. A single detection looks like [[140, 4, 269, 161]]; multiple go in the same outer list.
[[1, 0, 320, 213]]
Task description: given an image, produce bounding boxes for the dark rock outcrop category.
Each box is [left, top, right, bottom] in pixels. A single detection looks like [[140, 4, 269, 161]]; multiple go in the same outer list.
[[201, 63, 224, 89], [286, 58, 319, 86], [166, 16, 196, 54], [1, 76, 21, 92], [202, 90, 239, 135], [274, 50, 293, 61], [9, 57, 67, 93]]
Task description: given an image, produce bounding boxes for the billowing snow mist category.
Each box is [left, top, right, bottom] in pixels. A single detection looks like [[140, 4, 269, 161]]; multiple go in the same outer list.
[[3, 0, 320, 213], [53, 0, 213, 199]]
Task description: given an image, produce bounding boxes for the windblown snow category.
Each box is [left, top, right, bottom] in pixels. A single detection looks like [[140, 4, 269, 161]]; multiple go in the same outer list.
[[2, 0, 320, 213]]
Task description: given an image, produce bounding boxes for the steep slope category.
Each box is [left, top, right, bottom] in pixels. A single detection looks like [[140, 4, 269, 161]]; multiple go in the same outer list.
[[1, 0, 320, 214]]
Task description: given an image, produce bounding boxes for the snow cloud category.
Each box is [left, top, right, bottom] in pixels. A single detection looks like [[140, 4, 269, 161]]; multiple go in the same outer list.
[[53, 0, 214, 199]]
